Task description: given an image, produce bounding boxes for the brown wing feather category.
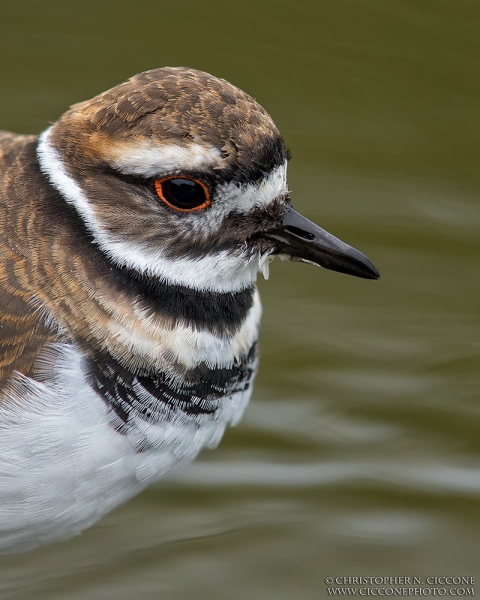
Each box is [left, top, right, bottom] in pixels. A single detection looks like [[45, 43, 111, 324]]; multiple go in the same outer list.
[[0, 132, 60, 386]]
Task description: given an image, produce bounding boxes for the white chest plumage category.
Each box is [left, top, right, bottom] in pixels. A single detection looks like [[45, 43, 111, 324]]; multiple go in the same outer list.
[[0, 292, 260, 553]]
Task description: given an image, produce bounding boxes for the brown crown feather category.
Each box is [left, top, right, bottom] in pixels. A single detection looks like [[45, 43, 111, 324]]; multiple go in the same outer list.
[[49, 67, 287, 182]]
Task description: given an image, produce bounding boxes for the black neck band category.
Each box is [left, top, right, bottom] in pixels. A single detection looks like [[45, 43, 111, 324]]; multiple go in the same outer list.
[[110, 264, 256, 335]]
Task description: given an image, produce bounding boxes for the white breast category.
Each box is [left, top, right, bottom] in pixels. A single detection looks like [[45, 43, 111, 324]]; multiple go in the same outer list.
[[0, 340, 255, 554]]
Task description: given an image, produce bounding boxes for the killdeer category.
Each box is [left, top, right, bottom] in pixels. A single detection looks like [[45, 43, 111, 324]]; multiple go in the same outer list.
[[0, 67, 379, 553]]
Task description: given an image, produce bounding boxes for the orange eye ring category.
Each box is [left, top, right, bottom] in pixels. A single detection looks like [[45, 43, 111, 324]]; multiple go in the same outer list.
[[154, 176, 211, 212]]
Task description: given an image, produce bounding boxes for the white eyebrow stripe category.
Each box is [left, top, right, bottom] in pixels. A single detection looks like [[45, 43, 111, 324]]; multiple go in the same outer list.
[[108, 140, 224, 177]]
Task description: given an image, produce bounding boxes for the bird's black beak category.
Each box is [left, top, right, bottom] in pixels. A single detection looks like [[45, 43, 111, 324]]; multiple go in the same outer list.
[[263, 206, 380, 280]]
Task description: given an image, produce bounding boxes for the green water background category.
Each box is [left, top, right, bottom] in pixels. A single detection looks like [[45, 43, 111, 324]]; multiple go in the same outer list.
[[1, 1, 479, 597]]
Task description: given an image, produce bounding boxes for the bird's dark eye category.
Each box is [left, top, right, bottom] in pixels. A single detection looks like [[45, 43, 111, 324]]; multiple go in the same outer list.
[[154, 176, 211, 212]]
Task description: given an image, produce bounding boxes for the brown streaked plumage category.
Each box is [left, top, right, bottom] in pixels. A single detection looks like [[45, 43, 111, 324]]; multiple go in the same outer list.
[[0, 133, 60, 384]]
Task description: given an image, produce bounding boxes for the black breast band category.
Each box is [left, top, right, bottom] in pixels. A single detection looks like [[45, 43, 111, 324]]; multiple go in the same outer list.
[[84, 343, 258, 446]]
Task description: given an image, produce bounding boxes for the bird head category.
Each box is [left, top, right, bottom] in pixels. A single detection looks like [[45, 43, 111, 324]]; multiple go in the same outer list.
[[38, 67, 379, 293]]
